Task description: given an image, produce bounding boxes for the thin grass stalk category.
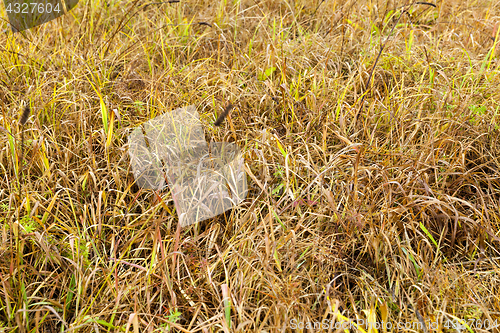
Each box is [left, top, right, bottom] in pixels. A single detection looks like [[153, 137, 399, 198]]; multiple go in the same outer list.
[[353, 1, 436, 127], [15, 103, 30, 330]]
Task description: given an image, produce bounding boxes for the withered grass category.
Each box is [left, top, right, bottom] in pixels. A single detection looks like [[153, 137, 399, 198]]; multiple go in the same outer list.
[[1, 0, 500, 332]]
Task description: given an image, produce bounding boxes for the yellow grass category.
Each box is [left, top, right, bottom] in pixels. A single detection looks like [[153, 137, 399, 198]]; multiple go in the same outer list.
[[1, 0, 500, 332]]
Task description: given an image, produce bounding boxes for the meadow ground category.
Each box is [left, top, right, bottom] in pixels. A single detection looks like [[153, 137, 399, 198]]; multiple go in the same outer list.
[[1, 0, 500, 332]]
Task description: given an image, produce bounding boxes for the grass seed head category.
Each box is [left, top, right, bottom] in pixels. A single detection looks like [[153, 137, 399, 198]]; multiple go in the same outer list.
[[214, 102, 233, 126], [20, 104, 30, 126]]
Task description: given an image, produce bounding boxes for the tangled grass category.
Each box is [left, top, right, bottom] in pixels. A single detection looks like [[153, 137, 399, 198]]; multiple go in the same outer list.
[[1, 0, 500, 331]]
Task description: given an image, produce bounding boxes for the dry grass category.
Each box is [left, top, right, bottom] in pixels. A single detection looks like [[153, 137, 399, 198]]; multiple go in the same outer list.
[[1, 0, 500, 332]]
